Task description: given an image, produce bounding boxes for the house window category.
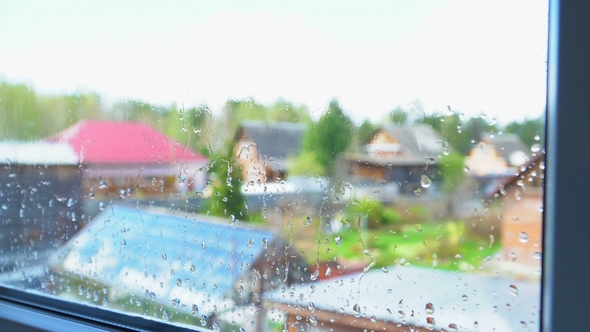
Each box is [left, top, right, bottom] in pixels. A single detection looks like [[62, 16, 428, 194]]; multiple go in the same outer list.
[[5, 0, 587, 331]]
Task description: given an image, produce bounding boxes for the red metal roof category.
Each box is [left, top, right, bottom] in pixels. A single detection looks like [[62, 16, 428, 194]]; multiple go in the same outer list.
[[48, 120, 207, 164]]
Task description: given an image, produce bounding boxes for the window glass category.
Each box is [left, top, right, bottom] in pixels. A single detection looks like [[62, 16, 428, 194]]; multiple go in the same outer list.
[[0, 1, 547, 331]]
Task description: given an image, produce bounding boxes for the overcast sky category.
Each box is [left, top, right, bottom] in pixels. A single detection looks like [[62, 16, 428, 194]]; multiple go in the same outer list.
[[0, 0, 548, 124]]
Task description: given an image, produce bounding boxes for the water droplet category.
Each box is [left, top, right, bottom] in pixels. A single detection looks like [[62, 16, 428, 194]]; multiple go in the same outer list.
[[341, 218, 350, 228], [534, 134, 541, 141], [310, 270, 319, 281], [262, 238, 268, 249], [247, 238, 254, 247], [448, 323, 458, 332], [309, 315, 318, 326], [192, 304, 199, 315], [509, 252, 517, 261], [474, 321, 479, 328], [462, 295, 468, 301], [190, 264, 195, 272], [161, 253, 167, 260], [520, 321, 527, 328], [212, 321, 220, 331], [464, 165, 470, 172], [420, 175, 432, 188], [176, 278, 182, 287], [202, 242, 206, 250], [413, 188, 422, 196], [335, 236, 342, 246], [518, 232, 529, 243], [533, 251, 542, 259], [398, 310, 406, 319], [531, 144, 542, 152], [102, 298, 108, 306], [162, 310, 169, 321], [304, 216, 312, 226], [308, 302, 316, 313], [200, 315, 207, 326], [172, 298, 180, 308], [506, 303, 512, 311], [325, 267, 332, 277], [509, 284, 519, 296], [370, 315, 377, 324], [120, 239, 126, 247], [425, 303, 435, 314], [352, 303, 361, 317], [426, 317, 436, 330]]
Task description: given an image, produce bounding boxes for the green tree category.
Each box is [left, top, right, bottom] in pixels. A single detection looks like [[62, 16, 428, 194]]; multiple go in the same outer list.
[[207, 143, 248, 220], [301, 99, 354, 177], [358, 119, 378, 145], [417, 113, 497, 154], [267, 99, 311, 123], [389, 106, 408, 125], [438, 151, 466, 193], [504, 116, 544, 148], [0, 82, 40, 140], [287, 151, 326, 176]]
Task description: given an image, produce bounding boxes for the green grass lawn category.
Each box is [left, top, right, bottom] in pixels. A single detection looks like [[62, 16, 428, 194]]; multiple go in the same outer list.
[[307, 220, 501, 272]]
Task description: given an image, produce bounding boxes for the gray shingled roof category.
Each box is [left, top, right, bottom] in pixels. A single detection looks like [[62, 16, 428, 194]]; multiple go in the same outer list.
[[369, 124, 445, 158], [236, 121, 307, 167], [478, 133, 528, 166]]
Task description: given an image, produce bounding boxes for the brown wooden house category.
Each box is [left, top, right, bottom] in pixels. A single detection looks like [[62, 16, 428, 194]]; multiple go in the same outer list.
[[495, 151, 544, 266], [234, 121, 306, 183], [342, 124, 444, 194]]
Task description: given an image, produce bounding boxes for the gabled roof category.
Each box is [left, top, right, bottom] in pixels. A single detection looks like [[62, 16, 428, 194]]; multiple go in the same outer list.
[[265, 266, 540, 331], [479, 133, 528, 166], [368, 124, 445, 158], [52, 206, 277, 316], [236, 121, 306, 164], [48, 120, 207, 164]]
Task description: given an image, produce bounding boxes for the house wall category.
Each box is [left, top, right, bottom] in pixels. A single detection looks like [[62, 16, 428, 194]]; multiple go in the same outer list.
[[0, 164, 83, 261], [501, 188, 543, 265], [465, 144, 508, 176]]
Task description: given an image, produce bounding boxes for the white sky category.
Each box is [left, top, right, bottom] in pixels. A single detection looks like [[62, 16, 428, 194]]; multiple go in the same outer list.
[[0, 0, 548, 124]]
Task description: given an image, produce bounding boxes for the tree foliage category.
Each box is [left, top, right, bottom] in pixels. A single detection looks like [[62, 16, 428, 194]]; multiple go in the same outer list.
[[207, 143, 248, 220], [389, 106, 408, 125], [505, 116, 544, 148], [438, 151, 466, 193], [301, 99, 354, 177]]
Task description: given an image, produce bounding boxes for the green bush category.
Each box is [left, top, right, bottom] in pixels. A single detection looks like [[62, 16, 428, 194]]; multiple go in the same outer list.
[[350, 198, 401, 228]]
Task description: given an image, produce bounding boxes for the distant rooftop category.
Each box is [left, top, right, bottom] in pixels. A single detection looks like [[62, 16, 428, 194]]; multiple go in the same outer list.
[[52, 206, 278, 316], [368, 124, 445, 158], [236, 121, 306, 166], [265, 266, 540, 331], [0, 141, 78, 165], [48, 120, 207, 164]]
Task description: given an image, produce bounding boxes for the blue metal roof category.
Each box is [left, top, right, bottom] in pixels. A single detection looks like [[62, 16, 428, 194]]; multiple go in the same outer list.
[[52, 206, 275, 316]]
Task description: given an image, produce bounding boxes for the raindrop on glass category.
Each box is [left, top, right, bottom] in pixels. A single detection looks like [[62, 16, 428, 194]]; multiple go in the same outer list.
[[352, 303, 361, 317], [518, 232, 529, 243], [509, 284, 519, 296], [426, 317, 436, 330], [425, 302, 434, 314], [309, 315, 318, 326], [310, 270, 319, 281], [420, 175, 432, 188]]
